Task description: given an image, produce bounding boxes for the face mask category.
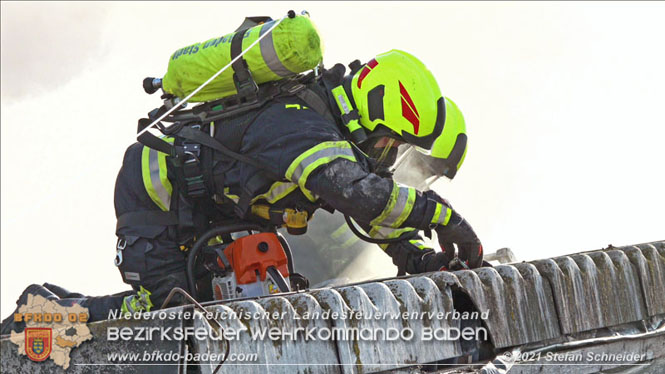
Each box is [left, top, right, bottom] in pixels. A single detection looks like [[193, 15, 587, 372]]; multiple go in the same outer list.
[[363, 138, 400, 174]]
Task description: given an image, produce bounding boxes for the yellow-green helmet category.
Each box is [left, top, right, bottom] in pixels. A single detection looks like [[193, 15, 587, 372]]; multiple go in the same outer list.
[[349, 50, 468, 178], [415, 97, 468, 179], [350, 49, 443, 149]]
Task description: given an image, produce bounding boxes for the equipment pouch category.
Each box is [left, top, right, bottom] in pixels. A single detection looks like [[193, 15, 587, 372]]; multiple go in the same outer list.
[[115, 235, 150, 286]]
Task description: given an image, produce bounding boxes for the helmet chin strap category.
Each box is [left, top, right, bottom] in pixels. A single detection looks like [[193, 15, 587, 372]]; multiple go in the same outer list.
[[376, 138, 396, 163]]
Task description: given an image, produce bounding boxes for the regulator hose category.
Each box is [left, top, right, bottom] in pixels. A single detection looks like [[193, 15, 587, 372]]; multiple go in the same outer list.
[[344, 214, 419, 244]]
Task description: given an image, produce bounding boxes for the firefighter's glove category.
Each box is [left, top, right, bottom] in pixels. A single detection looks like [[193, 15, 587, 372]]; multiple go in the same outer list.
[[435, 210, 484, 269], [418, 250, 456, 273], [385, 242, 453, 275]]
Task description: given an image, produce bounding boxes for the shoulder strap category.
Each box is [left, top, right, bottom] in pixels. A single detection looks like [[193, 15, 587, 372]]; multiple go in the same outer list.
[[177, 126, 283, 181], [295, 85, 336, 123], [230, 29, 259, 102]]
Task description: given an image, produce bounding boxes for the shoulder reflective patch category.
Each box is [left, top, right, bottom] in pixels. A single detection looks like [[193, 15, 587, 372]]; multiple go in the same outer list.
[[285, 141, 357, 201], [141, 138, 174, 211]]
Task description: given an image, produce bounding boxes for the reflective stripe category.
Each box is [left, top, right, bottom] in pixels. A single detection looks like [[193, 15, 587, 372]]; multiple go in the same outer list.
[[286, 141, 357, 201], [431, 203, 452, 226], [121, 286, 153, 314], [370, 226, 416, 250], [409, 239, 429, 251], [331, 223, 360, 248], [222, 188, 240, 204], [371, 182, 416, 228], [251, 181, 299, 204], [141, 138, 174, 211], [260, 21, 294, 77], [370, 226, 415, 239]]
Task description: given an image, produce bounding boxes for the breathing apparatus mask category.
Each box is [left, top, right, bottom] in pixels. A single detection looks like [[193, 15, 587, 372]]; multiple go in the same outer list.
[[357, 132, 401, 176]]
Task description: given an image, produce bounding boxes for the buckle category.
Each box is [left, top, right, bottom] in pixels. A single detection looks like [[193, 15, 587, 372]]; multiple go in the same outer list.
[[233, 61, 259, 102], [116, 238, 127, 250]]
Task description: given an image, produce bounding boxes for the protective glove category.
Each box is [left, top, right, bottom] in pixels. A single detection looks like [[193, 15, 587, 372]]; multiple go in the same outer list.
[[385, 241, 454, 275], [418, 250, 455, 272], [435, 210, 484, 269]]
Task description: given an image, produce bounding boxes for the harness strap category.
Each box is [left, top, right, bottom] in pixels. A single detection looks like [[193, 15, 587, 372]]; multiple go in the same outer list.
[[295, 86, 336, 123], [178, 127, 283, 181], [235, 173, 273, 219], [116, 211, 179, 230], [137, 130, 175, 157], [230, 29, 258, 102]]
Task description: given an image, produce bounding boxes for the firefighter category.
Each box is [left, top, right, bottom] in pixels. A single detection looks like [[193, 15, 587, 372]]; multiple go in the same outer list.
[[1, 50, 481, 334]]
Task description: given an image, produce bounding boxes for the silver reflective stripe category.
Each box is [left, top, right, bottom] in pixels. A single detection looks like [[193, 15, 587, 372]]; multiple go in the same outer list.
[[148, 149, 171, 210], [260, 21, 294, 77], [371, 226, 414, 240], [382, 186, 411, 226], [290, 146, 356, 184], [252, 181, 298, 204]]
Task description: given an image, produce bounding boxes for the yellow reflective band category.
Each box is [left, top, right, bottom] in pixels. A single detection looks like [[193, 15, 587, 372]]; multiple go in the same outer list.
[[331, 224, 348, 240], [431, 204, 442, 225], [219, 187, 239, 204], [394, 187, 416, 228], [251, 181, 299, 205], [285, 104, 301, 109], [141, 138, 174, 211], [370, 226, 416, 251], [371, 183, 416, 228], [285, 141, 357, 201], [409, 239, 429, 251], [370, 226, 415, 240], [330, 224, 360, 248], [432, 203, 453, 226], [370, 181, 399, 227], [443, 207, 452, 226], [342, 235, 360, 248]]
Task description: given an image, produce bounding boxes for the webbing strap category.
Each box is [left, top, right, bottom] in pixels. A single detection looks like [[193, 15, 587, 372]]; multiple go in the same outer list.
[[178, 127, 282, 181], [116, 211, 179, 230], [295, 87, 336, 123], [137, 131, 175, 156], [230, 29, 258, 100]]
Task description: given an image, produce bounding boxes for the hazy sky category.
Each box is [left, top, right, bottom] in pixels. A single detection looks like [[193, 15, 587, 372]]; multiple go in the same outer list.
[[2, 2, 664, 317]]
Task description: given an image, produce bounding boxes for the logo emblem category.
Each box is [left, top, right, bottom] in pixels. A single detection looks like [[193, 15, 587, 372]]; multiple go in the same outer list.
[[25, 328, 52, 362]]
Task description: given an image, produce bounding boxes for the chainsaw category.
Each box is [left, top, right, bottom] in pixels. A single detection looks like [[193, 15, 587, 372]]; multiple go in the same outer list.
[[185, 222, 309, 302]]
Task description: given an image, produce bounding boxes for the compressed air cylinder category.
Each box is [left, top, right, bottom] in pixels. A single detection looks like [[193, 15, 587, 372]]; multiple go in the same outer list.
[[162, 15, 323, 102]]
